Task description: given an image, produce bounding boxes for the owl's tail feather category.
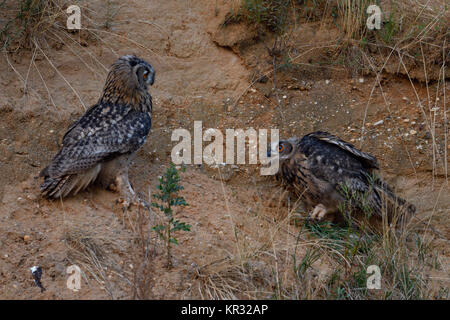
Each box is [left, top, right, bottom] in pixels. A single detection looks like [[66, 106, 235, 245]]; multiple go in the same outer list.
[[40, 175, 71, 199], [40, 165, 101, 199], [372, 178, 416, 221]]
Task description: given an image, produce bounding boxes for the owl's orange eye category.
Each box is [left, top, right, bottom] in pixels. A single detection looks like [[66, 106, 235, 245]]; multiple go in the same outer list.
[[278, 145, 284, 152], [143, 72, 148, 80]]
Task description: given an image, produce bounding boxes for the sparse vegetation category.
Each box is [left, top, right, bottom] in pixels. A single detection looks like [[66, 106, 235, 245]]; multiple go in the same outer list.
[[243, 0, 292, 33], [223, 0, 448, 80], [197, 199, 446, 299], [152, 163, 191, 268], [0, 0, 447, 301], [222, 0, 293, 34], [63, 228, 125, 299], [0, 0, 68, 50]]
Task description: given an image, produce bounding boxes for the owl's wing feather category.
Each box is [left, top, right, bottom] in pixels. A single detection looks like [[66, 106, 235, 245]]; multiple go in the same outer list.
[[305, 131, 379, 170], [299, 131, 383, 212], [62, 104, 98, 146], [298, 131, 415, 216], [61, 103, 134, 147], [41, 104, 151, 178], [300, 132, 377, 186]]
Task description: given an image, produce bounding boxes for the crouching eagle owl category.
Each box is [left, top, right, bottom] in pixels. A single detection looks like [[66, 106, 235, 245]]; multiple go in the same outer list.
[[40, 55, 155, 206], [271, 131, 416, 224]]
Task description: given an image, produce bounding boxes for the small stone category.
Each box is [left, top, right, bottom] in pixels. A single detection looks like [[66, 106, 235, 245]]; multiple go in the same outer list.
[[403, 119, 410, 123], [410, 130, 417, 135], [373, 120, 384, 126], [23, 235, 31, 243], [26, 194, 37, 201], [359, 78, 365, 83]]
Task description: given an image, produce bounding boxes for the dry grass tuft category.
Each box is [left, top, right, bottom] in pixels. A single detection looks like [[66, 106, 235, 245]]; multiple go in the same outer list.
[[63, 227, 120, 298], [197, 217, 447, 299], [63, 213, 157, 300], [0, 0, 70, 51], [194, 180, 448, 300]]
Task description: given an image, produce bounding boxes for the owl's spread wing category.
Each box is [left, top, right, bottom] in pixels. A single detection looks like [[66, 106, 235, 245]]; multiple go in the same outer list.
[[279, 132, 415, 217], [41, 104, 151, 178], [305, 131, 378, 170], [299, 132, 377, 194]]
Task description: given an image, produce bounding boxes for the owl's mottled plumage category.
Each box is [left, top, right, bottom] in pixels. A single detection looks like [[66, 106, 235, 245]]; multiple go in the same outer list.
[[272, 131, 415, 222], [40, 55, 155, 201]]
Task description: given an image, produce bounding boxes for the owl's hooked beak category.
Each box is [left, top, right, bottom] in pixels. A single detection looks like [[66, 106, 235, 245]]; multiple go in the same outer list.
[[261, 141, 280, 176], [146, 68, 155, 86], [266, 141, 280, 162]]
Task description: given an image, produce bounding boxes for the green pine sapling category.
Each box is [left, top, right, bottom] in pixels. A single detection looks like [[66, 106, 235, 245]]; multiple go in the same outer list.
[[152, 163, 191, 268]]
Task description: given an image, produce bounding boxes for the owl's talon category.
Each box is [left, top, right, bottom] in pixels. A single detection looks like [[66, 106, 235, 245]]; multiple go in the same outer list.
[[117, 194, 150, 211], [122, 202, 129, 213], [310, 204, 328, 221], [116, 197, 131, 212]]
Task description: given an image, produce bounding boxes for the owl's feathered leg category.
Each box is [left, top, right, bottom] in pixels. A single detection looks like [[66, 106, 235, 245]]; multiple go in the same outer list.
[[114, 174, 151, 211], [98, 154, 149, 211], [112, 171, 136, 209]]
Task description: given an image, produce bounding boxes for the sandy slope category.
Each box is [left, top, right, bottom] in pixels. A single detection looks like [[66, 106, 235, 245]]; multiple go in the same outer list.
[[0, 0, 448, 299]]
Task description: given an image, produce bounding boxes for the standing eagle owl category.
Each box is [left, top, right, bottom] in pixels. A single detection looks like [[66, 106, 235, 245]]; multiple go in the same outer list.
[[271, 131, 415, 223], [40, 55, 154, 204]]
